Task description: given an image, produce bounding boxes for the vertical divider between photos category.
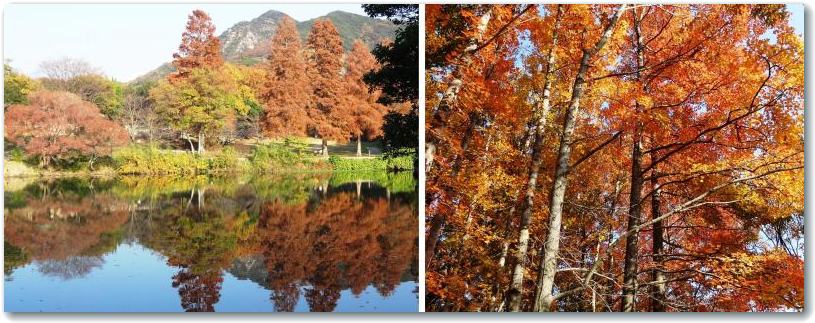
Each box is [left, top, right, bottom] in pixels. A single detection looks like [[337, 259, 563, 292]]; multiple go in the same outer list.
[[418, 2, 427, 314]]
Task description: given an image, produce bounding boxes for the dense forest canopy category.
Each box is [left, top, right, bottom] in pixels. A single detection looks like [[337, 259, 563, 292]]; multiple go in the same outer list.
[[426, 4, 803, 312]]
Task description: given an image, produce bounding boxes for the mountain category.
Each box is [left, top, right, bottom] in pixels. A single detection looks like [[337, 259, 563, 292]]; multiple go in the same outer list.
[[131, 10, 396, 84], [219, 10, 290, 61], [296, 11, 395, 53]]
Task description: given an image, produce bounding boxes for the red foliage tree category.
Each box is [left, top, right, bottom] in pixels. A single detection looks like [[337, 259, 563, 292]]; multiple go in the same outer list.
[[4, 91, 129, 168], [344, 40, 386, 156], [171, 10, 224, 81], [261, 17, 311, 137], [306, 19, 347, 156]]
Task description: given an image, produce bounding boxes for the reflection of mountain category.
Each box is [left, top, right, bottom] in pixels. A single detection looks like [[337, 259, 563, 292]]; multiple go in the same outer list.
[[228, 254, 418, 290], [4, 174, 417, 312]]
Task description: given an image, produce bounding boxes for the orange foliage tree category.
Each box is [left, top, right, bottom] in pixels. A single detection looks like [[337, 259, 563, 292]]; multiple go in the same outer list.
[[256, 191, 417, 312], [344, 40, 386, 156], [426, 4, 803, 312], [261, 16, 311, 137], [305, 19, 348, 156], [171, 9, 224, 81]]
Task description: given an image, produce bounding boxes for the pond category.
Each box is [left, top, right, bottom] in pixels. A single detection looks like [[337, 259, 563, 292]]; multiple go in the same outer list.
[[4, 172, 418, 312]]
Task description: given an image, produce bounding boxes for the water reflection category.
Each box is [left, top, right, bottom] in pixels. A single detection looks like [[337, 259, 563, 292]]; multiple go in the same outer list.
[[4, 173, 418, 312]]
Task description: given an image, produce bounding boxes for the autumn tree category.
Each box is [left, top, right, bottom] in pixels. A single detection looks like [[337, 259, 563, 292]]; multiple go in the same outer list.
[[261, 16, 311, 138], [170, 10, 224, 81], [221, 63, 264, 143], [35, 58, 124, 118], [152, 10, 250, 153], [306, 19, 347, 156], [41, 73, 124, 119], [4, 91, 129, 168], [150, 66, 248, 154], [426, 4, 803, 313], [344, 40, 385, 156], [534, 4, 626, 312], [4, 64, 39, 105]]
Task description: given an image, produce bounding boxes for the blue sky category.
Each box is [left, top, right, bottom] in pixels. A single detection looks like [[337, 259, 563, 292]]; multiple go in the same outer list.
[[3, 4, 367, 82], [786, 3, 804, 37]]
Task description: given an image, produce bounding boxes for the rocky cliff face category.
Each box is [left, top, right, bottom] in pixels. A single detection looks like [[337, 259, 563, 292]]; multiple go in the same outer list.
[[220, 10, 290, 60]]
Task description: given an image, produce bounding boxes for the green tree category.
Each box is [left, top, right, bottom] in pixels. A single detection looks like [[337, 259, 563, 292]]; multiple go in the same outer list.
[[4, 64, 39, 105], [150, 66, 248, 153], [41, 74, 124, 119], [362, 5, 418, 156]]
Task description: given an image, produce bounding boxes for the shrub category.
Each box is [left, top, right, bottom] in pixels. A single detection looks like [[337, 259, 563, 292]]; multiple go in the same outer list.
[[383, 147, 416, 171], [328, 156, 388, 171], [250, 143, 320, 172], [5, 146, 27, 162], [386, 155, 414, 171], [328, 152, 415, 171], [113, 145, 207, 175], [209, 147, 243, 172]]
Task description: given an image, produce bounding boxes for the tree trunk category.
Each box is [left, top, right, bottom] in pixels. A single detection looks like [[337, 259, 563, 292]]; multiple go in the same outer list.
[[197, 130, 205, 154], [321, 138, 329, 157], [451, 115, 477, 178], [425, 143, 436, 172], [605, 179, 622, 311], [426, 115, 477, 267], [357, 135, 362, 157], [534, 4, 626, 312], [650, 163, 667, 312], [88, 155, 96, 171], [506, 6, 561, 312], [622, 9, 645, 312], [185, 135, 195, 152], [425, 213, 445, 270], [427, 9, 493, 174], [605, 248, 616, 311], [621, 129, 643, 312], [197, 187, 205, 210]]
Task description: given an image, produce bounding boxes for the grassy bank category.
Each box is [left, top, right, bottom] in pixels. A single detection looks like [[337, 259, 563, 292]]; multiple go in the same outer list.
[[5, 139, 415, 177]]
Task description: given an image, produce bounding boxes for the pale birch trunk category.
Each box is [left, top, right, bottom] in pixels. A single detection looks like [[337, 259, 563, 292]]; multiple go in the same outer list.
[[506, 5, 561, 312], [197, 130, 205, 154], [427, 9, 492, 173], [534, 4, 627, 312], [357, 135, 362, 157]]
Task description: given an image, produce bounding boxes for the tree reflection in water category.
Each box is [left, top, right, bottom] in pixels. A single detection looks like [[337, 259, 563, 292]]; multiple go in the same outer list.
[[37, 256, 104, 280], [4, 179, 129, 278], [4, 174, 418, 312]]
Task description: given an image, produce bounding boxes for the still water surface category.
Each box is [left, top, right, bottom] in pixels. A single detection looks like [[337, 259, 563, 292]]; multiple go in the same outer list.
[[4, 172, 418, 312]]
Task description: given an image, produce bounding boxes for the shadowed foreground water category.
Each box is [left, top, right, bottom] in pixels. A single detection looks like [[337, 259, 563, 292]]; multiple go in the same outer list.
[[4, 172, 418, 312]]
